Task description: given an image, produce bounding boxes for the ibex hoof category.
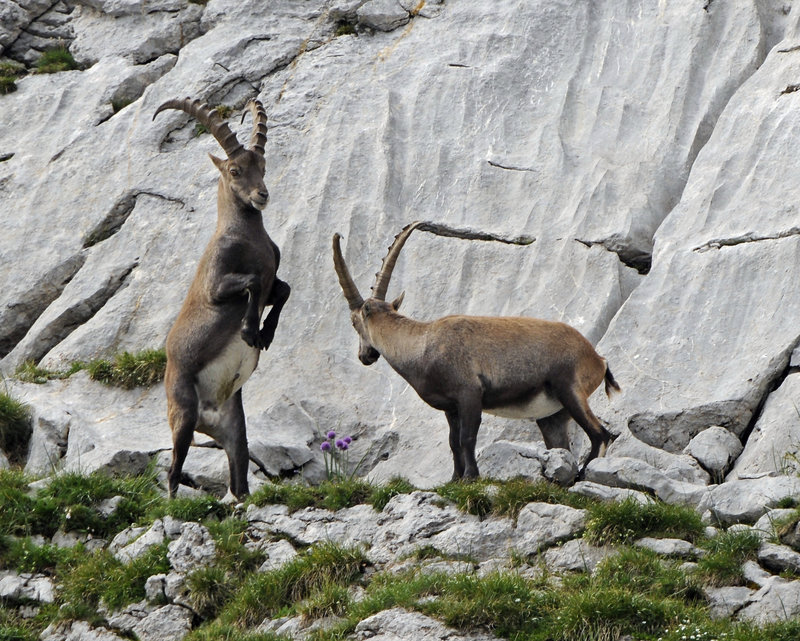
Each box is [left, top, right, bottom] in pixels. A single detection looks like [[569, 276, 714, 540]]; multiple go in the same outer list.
[[241, 326, 260, 348]]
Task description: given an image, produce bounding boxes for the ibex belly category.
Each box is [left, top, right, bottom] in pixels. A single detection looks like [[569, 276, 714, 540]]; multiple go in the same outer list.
[[196, 339, 259, 426], [484, 392, 562, 420]]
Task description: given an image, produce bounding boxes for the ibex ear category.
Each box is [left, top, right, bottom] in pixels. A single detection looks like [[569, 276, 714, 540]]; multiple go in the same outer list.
[[391, 291, 405, 311], [209, 153, 226, 172]]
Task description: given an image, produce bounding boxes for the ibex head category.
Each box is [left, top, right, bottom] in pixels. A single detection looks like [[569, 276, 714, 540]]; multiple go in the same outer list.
[[332, 222, 423, 365], [154, 98, 270, 211]]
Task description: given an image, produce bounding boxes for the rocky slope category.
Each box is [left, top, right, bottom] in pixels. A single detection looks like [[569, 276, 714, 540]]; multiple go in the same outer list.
[[1, 1, 800, 506]]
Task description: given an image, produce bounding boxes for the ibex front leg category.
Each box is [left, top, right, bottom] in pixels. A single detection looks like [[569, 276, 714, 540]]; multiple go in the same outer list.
[[258, 278, 290, 351], [211, 273, 262, 347]]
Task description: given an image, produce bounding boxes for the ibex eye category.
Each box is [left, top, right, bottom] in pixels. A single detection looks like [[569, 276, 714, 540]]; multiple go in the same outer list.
[[230, 167, 240, 177]]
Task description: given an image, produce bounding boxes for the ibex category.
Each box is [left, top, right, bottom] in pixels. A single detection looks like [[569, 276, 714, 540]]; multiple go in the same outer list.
[[332, 222, 620, 481], [153, 98, 290, 499]]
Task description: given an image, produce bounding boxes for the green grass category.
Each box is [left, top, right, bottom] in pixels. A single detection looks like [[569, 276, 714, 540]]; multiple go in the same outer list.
[[696, 529, 762, 586], [0, 391, 32, 462], [0, 468, 160, 538], [86, 348, 167, 389], [3, 471, 800, 641], [248, 477, 401, 513], [584, 496, 705, 545], [15, 349, 166, 389], [15, 359, 85, 383], [0, 61, 26, 95], [35, 47, 77, 74], [220, 542, 368, 627]]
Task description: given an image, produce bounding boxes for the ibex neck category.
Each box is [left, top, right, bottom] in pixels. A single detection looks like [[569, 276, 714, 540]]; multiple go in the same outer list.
[[216, 186, 263, 232], [369, 312, 429, 373]]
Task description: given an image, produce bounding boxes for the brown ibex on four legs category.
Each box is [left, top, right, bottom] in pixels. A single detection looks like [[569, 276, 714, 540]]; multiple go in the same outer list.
[[153, 98, 290, 499], [332, 222, 619, 480]]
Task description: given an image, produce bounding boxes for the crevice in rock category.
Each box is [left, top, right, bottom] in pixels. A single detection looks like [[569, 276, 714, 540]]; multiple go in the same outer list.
[[738, 337, 800, 448], [16, 260, 139, 366], [0, 153, 14, 162], [487, 159, 535, 173], [692, 227, 800, 252], [575, 238, 652, 275], [0, 252, 86, 359], [82, 190, 188, 248], [416, 221, 535, 246]]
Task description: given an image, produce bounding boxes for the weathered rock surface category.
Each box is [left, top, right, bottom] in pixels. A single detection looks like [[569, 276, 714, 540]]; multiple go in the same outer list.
[[684, 426, 743, 480], [1, 0, 800, 521], [354, 607, 499, 641]]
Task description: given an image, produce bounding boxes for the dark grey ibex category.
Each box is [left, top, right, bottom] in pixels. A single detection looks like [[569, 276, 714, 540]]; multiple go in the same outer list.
[[153, 97, 290, 499], [332, 222, 619, 480]]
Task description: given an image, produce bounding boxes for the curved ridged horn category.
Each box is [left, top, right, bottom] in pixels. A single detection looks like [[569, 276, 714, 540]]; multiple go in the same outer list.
[[332, 233, 365, 311], [153, 97, 243, 159], [243, 99, 268, 156], [371, 221, 424, 301]]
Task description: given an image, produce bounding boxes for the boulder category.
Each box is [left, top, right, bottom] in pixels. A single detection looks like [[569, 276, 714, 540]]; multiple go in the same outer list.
[[705, 476, 800, 527], [683, 426, 743, 480]]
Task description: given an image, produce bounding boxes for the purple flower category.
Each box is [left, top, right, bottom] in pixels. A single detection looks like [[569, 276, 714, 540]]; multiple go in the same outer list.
[[339, 442, 349, 451], [320, 441, 331, 452], [327, 430, 337, 439], [344, 436, 352, 444], [335, 439, 345, 449]]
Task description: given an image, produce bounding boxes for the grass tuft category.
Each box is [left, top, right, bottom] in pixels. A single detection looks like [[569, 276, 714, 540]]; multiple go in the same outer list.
[[0, 391, 32, 462], [696, 529, 762, 586], [15, 359, 85, 384], [35, 47, 78, 74], [584, 497, 704, 545], [221, 542, 368, 627], [86, 348, 167, 389], [436, 479, 494, 518]]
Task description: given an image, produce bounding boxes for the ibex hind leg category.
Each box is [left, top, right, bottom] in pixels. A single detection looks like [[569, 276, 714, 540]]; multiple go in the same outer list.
[[217, 389, 250, 500], [555, 387, 612, 476], [536, 408, 572, 450], [166, 372, 199, 498], [445, 409, 465, 480]]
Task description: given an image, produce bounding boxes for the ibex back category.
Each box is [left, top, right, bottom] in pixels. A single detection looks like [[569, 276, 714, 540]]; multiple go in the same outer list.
[[154, 98, 290, 499], [332, 222, 619, 481]]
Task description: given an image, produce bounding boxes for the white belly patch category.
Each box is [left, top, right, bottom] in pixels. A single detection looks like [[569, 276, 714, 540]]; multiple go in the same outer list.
[[484, 392, 563, 420], [196, 339, 259, 426]]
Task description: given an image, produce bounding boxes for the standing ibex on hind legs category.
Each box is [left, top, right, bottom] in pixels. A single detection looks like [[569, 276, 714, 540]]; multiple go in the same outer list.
[[332, 221, 620, 481], [153, 97, 290, 499]]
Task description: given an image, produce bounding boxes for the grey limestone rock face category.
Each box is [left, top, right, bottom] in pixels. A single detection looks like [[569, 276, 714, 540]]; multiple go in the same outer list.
[[0, 571, 55, 603], [2, 0, 800, 495], [40, 620, 128, 641], [728, 374, 800, 480], [543, 538, 615, 574], [705, 586, 755, 620]]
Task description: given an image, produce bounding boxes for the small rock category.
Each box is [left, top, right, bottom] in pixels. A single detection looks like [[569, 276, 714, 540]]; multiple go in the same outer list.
[[258, 539, 298, 572], [167, 522, 215, 573], [569, 480, 652, 505], [516, 503, 587, 553], [737, 577, 800, 624], [634, 537, 702, 560], [683, 426, 743, 479], [543, 538, 614, 573], [758, 543, 800, 575], [357, 0, 410, 32], [132, 604, 193, 641], [705, 585, 754, 619]]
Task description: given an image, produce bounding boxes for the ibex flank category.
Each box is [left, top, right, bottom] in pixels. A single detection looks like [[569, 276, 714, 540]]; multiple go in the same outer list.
[[153, 97, 290, 499], [332, 222, 619, 481]]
